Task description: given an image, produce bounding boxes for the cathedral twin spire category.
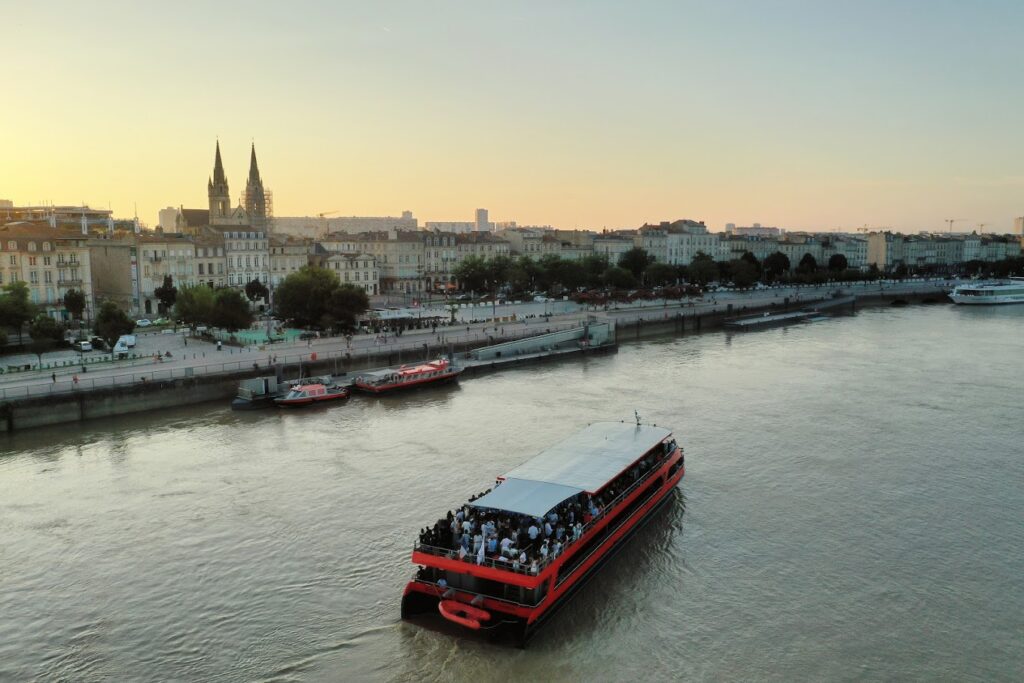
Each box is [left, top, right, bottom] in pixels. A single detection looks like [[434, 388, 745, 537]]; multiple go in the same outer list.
[[207, 140, 266, 225]]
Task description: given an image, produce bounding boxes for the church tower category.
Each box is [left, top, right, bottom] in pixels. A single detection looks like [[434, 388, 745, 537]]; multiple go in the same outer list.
[[207, 140, 231, 222], [244, 143, 268, 230]]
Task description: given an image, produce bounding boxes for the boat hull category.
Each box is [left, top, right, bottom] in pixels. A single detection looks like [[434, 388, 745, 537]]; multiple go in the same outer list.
[[274, 390, 350, 407], [355, 370, 462, 394], [401, 458, 684, 646], [949, 294, 1024, 305]]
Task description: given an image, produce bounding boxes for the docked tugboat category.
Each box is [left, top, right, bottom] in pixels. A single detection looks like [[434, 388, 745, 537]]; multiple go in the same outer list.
[[401, 420, 685, 646], [354, 358, 462, 394], [273, 381, 350, 407]]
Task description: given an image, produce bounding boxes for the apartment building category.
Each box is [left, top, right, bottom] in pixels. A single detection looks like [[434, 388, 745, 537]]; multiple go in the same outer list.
[[0, 223, 94, 321]]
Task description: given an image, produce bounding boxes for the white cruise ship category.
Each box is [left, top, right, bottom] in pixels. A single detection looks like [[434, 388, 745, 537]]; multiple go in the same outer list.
[[950, 277, 1024, 305]]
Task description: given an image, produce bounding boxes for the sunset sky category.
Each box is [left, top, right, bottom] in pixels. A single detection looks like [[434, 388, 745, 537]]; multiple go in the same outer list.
[[3, 1, 1022, 233]]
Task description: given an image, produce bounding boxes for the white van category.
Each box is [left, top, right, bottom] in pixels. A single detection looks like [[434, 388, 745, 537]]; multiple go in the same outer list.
[[118, 334, 137, 348], [113, 340, 130, 358]]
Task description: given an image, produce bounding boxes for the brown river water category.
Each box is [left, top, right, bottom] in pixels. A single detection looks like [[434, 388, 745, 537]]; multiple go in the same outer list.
[[1, 303, 1021, 681]]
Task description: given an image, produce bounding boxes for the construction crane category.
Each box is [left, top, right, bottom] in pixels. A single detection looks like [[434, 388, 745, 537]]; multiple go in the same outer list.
[[944, 218, 966, 233]]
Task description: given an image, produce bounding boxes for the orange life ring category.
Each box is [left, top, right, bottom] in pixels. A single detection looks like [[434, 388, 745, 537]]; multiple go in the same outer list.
[[438, 599, 491, 630]]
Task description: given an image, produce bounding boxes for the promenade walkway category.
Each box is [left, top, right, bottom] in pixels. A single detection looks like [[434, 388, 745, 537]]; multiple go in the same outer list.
[[0, 279, 955, 402]]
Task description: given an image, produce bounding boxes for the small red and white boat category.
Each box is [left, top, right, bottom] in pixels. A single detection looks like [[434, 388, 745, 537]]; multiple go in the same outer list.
[[274, 382, 350, 407], [354, 358, 462, 394]]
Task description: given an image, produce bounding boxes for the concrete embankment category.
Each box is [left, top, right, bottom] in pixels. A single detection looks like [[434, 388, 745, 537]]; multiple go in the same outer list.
[[0, 284, 951, 433], [0, 322, 615, 433]]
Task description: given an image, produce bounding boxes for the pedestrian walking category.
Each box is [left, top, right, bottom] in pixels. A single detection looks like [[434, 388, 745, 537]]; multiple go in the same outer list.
[[72, 374, 79, 387], [51, 372, 56, 383]]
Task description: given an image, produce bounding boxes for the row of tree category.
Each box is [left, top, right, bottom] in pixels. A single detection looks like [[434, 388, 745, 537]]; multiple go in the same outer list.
[[167, 267, 370, 334], [0, 281, 135, 363], [447, 247, 973, 296]]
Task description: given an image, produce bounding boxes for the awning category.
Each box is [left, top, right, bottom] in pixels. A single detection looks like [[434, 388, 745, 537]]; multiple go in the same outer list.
[[468, 478, 583, 519], [503, 422, 671, 493]]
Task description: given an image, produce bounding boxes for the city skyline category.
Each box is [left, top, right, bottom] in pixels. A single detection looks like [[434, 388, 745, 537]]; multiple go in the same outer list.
[[3, 1, 1023, 233]]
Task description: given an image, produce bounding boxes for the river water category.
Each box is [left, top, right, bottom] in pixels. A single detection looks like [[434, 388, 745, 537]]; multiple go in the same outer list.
[[1, 304, 1021, 682]]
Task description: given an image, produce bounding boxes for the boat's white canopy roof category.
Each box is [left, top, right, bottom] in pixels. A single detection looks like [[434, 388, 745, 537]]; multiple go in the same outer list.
[[469, 422, 672, 518], [468, 478, 584, 519]]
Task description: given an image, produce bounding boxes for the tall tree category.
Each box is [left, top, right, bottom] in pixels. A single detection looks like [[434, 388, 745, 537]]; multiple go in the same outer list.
[[484, 255, 513, 291], [580, 254, 610, 288], [740, 251, 762, 275], [0, 281, 36, 344], [62, 288, 86, 321], [602, 266, 636, 289], [618, 247, 653, 279], [797, 253, 818, 274], [453, 256, 488, 293], [728, 259, 759, 288], [28, 314, 64, 366], [95, 301, 136, 356], [644, 262, 677, 287], [326, 283, 370, 332], [274, 266, 340, 328], [154, 275, 178, 314], [828, 253, 849, 272], [687, 252, 718, 286], [210, 289, 254, 332], [763, 252, 791, 280], [174, 285, 216, 329], [244, 278, 270, 302]]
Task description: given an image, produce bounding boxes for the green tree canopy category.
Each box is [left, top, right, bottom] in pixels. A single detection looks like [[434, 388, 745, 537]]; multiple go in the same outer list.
[[210, 289, 254, 332], [797, 253, 818, 273], [828, 253, 849, 272], [728, 259, 760, 288], [618, 247, 653, 279], [326, 283, 370, 332], [63, 288, 87, 321], [453, 256, 488, 292], [580, 254, 610, 288], [763, 252, 791, 280], [740, 251, 762, 274], [687, 252, 718, 286], [154, 275, 177, 313], [274, 266, 340, 328], [174, 284, 216, 329], [0, 281, 36, 343], [28, 314, 64, 364], [244, 278, 270, 302], [644, 262, 678, 287], [602, 266, 636, 289], [484, 255, 514, 291], [95, 301, 136, 354]]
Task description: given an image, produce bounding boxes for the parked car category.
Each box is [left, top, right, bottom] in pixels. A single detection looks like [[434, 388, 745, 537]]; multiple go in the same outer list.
[[161, 328, 175, 335], [89, 337, 108, 351], [72, 340, 93, 352], [299, 332, 317, 341], [113, 340, 130, 358], [135, 319, 153, 327]]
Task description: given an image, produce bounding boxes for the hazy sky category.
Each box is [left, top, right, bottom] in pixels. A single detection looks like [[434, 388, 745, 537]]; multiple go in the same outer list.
[[3, 1, 1022, 232]]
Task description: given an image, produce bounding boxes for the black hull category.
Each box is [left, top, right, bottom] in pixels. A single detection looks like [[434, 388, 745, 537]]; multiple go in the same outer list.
[[230, 395, 280, 410], [401, 483, 681, 647]]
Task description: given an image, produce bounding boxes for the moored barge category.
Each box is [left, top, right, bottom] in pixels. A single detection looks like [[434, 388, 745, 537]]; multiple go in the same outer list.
[[355, 358, 462, 394], [401, 421, 685, 646]]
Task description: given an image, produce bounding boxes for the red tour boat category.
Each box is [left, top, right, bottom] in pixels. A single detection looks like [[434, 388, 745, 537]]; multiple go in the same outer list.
[[273, 382, 350, 407], [354, 358, 462, 394], [401, 421, 685, 646]]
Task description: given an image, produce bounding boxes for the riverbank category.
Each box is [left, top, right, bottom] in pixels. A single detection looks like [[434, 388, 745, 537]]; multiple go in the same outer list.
[[0, 280, 955, 433]]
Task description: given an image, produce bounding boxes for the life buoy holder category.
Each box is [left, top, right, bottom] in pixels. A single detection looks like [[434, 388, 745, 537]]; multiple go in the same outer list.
[[438, 599, 491, 630]]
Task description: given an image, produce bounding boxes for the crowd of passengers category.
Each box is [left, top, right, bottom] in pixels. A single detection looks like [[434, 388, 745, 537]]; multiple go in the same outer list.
[[417, 442, 676, 575]]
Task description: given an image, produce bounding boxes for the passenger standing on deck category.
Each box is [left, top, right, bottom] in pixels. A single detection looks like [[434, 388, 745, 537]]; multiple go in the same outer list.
[[528, 521, 539, 541]]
